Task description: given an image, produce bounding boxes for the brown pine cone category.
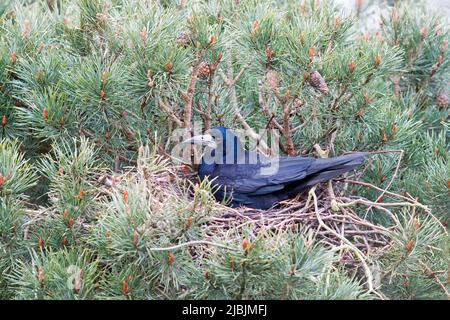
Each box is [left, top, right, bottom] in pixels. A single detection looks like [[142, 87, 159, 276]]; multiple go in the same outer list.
[[309, 71, 329, 95], [197, 61, 210, 77], [265, 70, 279, 91], [436, 93, 449, 108], [176, 31, 192, 46]]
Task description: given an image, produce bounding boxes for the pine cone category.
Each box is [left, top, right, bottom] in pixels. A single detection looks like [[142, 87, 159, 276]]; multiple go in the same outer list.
[[265, 70, 279, 91], [176, 31, 192, 46], [436, 93, 449, 108], [309, 71, 329, 95], [197, 61, 210, 77]]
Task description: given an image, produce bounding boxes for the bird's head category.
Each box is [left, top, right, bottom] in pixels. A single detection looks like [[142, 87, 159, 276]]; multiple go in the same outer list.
[[182, 126, 243, 162]]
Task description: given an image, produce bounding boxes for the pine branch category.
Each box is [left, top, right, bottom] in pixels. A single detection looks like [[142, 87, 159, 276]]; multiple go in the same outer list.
[[310, 187, 385, 299], [220, 45, 270, 154], [79, 128, 137, 165], [182, 54, 203, 130], [418, 259, 450, 299], [148, 240, 238, 252], [157, 97, 183, 127]]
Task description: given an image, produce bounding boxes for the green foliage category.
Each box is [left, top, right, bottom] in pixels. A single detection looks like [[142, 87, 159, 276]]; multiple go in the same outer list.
[[379, 210, 448, 299], [0, 139, 38, 196], [0, 139, 37, 298], [8, 248, 99, 300], [380, 4, 449, 97], [197, 229, 370, 300], [39, 137, 103, 218], [0, 0, 448, 300]]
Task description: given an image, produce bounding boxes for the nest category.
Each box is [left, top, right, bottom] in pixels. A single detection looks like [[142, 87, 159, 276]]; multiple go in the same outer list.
[[211, 184, 393, 256], [206, 176, 445, 298]]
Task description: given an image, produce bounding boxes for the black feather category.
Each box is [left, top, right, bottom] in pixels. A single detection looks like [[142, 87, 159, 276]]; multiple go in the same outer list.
[[198, 127, 367, 210]]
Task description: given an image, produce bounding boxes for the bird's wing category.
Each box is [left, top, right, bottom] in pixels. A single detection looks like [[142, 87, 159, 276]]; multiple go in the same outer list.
[[218, 156, 314, 195]]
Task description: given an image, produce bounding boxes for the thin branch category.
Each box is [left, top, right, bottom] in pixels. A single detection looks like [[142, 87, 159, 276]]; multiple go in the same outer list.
[[258, 80, 283, 132], [182, 55, 203, 130], [292, 121, 307, 133], [79, 128, 137, 165], [338, 198, 429, 210], [418, 259, 450, 299], [310, 187, 384, 299], [233, 61, 252, 84], [157, 97, 183, 127], [203, 58, 221, 130], [148, 240, 238, 252], [220, 45, 270, 154], [374, 149, 403, 203], [342, 179, 447, 234], [218, 69, 231, 86], [342, 179, 413, 203], [281, 101, 295, 155], [330, 77, 350, 111], [258, 80, 296, 155]]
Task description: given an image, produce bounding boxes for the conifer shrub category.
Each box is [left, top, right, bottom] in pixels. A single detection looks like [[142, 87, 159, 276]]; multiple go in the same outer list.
[[0, 0, 448, 300]]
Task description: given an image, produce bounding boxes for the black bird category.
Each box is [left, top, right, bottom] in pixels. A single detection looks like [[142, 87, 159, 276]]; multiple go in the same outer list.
[[184, 126, 367, 210]]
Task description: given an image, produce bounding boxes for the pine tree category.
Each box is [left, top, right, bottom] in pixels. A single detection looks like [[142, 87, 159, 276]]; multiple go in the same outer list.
[[0, 0, 448, 300]]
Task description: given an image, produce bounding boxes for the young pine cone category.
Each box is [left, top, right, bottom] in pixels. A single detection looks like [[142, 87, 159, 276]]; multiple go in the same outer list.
[[176, 31, 192, 47], [436, 93, 449, 108], [197, 61, 210, 78], [309, 71, 329, 95]]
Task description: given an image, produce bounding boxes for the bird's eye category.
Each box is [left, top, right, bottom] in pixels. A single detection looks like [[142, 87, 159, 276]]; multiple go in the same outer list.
[[208, 129, 222, 142]]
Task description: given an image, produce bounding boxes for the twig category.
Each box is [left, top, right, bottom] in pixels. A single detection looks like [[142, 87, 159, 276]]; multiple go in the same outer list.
[[338, 198, 428, 211], [310, 187, 384, 299], [342, 179, 412, 202], [258, 80, 296, 155], [79, 128, 137, 165], [418, 259, 450, 299], [157, 97, 183, 127], [258, 80, 283, 132], [149, 240, 238, 252], [182, 54, 203, 130], [220, 45, 269, 154], [280, 96, 296, 155], [330, 78, 351, 111], [373, 150, 404, 203], [342, 179, 448, 234]]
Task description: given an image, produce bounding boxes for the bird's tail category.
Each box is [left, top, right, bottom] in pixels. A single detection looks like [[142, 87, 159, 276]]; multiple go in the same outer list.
[[287, 152, 368, 194], [308, 152, 368, 175]]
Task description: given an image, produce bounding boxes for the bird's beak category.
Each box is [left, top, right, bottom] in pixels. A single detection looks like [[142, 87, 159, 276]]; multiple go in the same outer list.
[[182, 134, 217, 149]]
